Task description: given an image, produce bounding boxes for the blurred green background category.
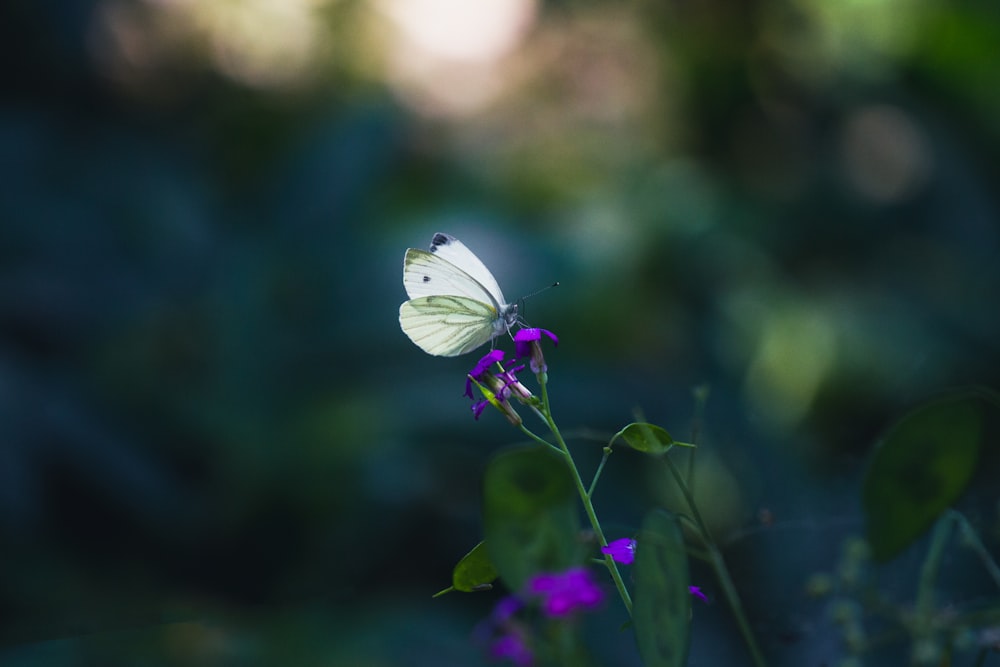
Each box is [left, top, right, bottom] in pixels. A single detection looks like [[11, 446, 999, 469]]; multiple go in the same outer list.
[[1, 0, 999, 665]]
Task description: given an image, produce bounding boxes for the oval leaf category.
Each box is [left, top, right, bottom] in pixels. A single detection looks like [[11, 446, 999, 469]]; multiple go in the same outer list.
[[452, 540, 498, 592], [633, 509, 690, 667], [434, 541, 498, 597], [612, 423, 676, 455], [863, 393, 984, 562], [483, 446, 579, 591]]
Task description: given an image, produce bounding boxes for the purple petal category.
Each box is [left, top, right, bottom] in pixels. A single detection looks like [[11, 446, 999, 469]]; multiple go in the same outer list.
[[469, 349, 505, 380], [490, 634, 534, 666], [513, 328, 539, 358], [513, 328, 558, 360], [526, 573, 559, 593], [600, 538, 637, 565], [513, 327, 558, 344], [528, 568, 604, 618], [689, 586, 708, 603], [543, 594, 574, 617], [574, 582, 604, 607], [512, 328, 539, 343], [563, 568, 591, 587], [492, 595, 523, 622], [471, 399, 490, 420]]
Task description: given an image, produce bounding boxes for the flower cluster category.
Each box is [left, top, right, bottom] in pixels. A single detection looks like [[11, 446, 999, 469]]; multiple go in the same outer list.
[[478, 567, 605, 666], [479, 541, 709, 665], [464, 350, 529, 424], [479, 596, 534, 667], [489, 633, 534, 667], [465, 328, 558, 424], [525, 567, 604, 617], [454, 326, 712, 666]]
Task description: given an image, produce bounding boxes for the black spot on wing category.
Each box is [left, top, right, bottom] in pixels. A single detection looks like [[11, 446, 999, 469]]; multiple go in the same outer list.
[[430, 233, 454, 252], [422, 275, 431, 282]]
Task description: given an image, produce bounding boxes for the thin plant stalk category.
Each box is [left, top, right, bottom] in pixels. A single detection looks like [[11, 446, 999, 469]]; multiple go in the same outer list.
[[661, 455, 768, 667], [537, 372, 634, 617]]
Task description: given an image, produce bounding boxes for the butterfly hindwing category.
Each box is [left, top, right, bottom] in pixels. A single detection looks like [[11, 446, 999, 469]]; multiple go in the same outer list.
[[399, 295, 500, 357]]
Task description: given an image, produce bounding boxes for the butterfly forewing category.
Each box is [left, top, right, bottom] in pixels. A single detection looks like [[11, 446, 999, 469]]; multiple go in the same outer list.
[[399, 296, 499, 357], [403, 248, 502, 307], [426, 233, 507, 307]]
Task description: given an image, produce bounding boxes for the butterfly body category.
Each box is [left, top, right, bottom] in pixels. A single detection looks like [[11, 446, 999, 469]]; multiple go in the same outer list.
[[399, 233, 518, 357]]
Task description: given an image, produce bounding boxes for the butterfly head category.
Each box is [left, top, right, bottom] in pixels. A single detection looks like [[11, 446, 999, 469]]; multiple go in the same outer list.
[[497, 302, 519, 337]]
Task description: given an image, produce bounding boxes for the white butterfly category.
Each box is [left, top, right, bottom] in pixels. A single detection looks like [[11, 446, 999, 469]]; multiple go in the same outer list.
[[399, 232, 519, 357]]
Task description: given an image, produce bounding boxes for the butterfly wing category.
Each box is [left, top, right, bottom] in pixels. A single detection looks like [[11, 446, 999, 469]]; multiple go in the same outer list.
[[429, 233, 507, 306], [399, 295, 501, 357], [403, 233, 507, 308], [402, 248, 494, 304]]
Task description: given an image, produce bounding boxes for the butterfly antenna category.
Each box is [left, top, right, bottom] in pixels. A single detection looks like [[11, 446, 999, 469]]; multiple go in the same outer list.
[[517, 281, 559, 324], [524, 281, 560, 300]]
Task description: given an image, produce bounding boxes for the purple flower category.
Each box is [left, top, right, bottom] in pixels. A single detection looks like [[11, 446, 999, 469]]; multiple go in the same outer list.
[[600, 538, 637, 565], [465, 350, 531, 424], [689, 586, 708, 603], [476, 596, 534, 667], [489, 632, 534, 666], [465, 349, 506, 399], [513, 328, 558, 374], [526, 567, 604, 617], [491, 595, 523, 623]]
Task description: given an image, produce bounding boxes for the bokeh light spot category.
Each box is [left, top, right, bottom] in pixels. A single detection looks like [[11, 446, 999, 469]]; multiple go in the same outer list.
[[375, 0, 537, 116], [744, 303, 837, 430], [840, 104, 932, 203]]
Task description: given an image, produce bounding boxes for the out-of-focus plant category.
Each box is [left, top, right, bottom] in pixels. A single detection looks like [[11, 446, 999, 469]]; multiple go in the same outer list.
[[807, 389, 1000, 666]]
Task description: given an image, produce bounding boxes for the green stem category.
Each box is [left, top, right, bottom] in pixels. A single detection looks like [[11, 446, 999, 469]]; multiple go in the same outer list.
[[685, 385, 711, 517], [538, 373, 633, 617], [587, 447, 613, 498], [916, 514, 952, 619], [950, 510, 1000, 590], [518, 422, 563, 454], [662, 455, 767, 667]]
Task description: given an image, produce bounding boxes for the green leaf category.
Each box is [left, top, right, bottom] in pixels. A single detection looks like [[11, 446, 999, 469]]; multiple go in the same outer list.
[[434, 541, 497, 597], [863, 392, 984, 562], [633, 509, 690, 667], [612, 422, 679, 455], [483, 446, 579, 591]]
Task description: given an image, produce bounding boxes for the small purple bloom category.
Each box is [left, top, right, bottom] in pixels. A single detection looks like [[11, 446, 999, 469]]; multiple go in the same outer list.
[[526, 567, 604, 617], [466, 349, 506, 398], [489, 632, 534, 666], [492, 595, 523, 623], [513, 328, 559, 370], [477, 596, 534, 666], [513, 328, 559, 349], [689, 586, 708, 603], [497, 363, 531, 401], [601, 538, 637, 565]]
